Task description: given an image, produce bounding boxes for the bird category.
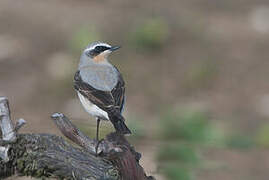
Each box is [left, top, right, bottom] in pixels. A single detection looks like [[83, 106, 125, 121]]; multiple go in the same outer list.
[[74, 41, 131, 143]]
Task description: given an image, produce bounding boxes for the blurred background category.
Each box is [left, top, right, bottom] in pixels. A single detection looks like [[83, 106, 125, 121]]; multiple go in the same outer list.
[[1, 0, 269, 179]]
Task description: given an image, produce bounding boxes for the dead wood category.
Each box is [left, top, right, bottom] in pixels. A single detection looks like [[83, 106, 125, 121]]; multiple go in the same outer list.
[[0, 97, 154, 180]]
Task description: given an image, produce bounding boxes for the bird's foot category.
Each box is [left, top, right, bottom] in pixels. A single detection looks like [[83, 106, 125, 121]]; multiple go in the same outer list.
[[95, 139, 104, 156]]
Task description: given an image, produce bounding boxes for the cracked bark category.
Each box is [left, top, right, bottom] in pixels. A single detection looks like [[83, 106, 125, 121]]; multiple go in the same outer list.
[[0, 97, 154, 180]]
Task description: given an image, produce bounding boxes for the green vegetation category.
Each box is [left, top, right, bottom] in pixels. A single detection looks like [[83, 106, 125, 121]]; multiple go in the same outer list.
[[129, 18, 169, 51], [225, 134, 254, 149], [157, 110, 259, 180], [160, 110, 213, 143], [162, 166, 192, 180], [184, 60, 218, 91], [126, 118, 146, 143], [255, 123, 269, 147], [76, 121, 113, 139], [158, 144, 199, 165], [157, 110, 213, 180], [70, 26, 100, 53]]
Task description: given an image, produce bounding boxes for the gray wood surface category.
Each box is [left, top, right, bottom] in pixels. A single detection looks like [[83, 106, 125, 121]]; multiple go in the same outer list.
[[0, 97, 154, 180]]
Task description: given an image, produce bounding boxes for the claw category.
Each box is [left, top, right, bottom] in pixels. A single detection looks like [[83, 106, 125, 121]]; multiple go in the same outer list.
[[95, 139, 104, 156]]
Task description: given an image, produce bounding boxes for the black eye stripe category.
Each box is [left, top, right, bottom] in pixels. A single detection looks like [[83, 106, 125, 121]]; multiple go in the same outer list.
[[86, 46, 111, 57], [94, 46, 110, 53], [88, 50, 98, 57]]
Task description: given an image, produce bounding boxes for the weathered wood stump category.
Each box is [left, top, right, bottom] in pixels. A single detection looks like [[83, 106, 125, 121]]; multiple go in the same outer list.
[[0, 97, 154, 180]]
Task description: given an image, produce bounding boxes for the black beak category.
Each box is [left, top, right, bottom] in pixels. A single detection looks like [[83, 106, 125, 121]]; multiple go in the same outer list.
[[110, 46, 121, 51]]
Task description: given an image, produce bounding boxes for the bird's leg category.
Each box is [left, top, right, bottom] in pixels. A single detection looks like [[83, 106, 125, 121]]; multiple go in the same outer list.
[[95, 118, 101, 155], [96, 118, 100, 142]]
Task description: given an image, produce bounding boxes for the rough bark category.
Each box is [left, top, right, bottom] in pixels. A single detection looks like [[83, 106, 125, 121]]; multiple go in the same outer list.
[[0, 97, 154, 180]]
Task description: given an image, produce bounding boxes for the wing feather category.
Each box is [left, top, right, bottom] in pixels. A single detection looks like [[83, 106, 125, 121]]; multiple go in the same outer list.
[[74, 70, 125, 114]]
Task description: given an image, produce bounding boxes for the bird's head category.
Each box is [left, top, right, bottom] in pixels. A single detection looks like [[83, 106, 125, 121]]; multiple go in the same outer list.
[[83, 42, 120, 63]]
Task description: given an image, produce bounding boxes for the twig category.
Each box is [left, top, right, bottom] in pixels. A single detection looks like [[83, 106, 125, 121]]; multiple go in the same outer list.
[[14, 118, 26, 132], [51, 112, 101, 154]]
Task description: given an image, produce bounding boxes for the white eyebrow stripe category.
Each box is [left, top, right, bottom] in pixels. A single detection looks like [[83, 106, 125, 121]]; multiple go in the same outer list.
[[95, 43, 111, 48], [84, 43, 112, 53], [84, 47, 94, 52]]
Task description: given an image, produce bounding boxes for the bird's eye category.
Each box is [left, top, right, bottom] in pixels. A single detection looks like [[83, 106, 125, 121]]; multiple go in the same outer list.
[[94, 46, 110, 53], [86, 46, 111, 57]]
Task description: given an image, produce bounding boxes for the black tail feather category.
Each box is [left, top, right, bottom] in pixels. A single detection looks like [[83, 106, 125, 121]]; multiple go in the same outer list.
[[113, 120, 132, 135], [109, 112, 131, 135]]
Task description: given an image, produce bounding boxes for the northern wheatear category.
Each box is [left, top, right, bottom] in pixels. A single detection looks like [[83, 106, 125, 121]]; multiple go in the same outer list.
[[74, 42, 131, 142]]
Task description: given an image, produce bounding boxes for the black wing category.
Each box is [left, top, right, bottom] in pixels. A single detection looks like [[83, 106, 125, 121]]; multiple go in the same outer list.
[[111, 66, 125, 113], [74, 70, 131, 134], [74, 70, 125, 113]]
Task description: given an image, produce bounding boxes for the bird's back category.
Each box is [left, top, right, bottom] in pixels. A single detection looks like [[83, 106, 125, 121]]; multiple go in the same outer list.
[[79, 64, 119, 91]]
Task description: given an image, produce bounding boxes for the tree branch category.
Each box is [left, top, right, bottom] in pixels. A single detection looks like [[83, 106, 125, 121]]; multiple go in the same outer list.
[[0, 97, 154, 180], [0, 97, 16, 142]]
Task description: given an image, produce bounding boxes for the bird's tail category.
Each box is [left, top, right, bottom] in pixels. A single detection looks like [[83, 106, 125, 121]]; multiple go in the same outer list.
[[108, 111, 131, 135]]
